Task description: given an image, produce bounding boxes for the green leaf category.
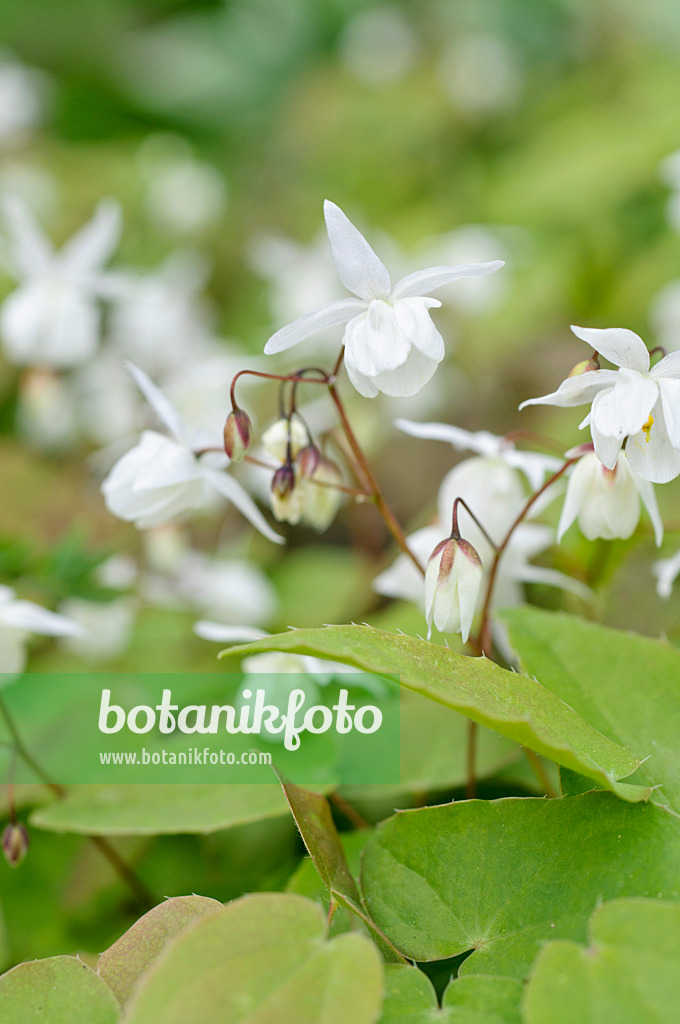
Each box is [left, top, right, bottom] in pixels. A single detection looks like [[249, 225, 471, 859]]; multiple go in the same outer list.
[[121, 893, 383, 1024], [524, 898, 680, 1024], [501, 608, 680, 811], [378, 965, 521, 1023], [286, 830, 372, 938], [220, 625, 647, 801], [97, 895, 222, 1006], [361, 793, 680, 978], [30, 784, 297, 835], [0, 955, 120, 1023]]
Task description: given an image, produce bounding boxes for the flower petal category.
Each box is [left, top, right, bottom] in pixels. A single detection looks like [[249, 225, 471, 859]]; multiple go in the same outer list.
[[202, 467, 284, 545], [391, 260, 504, 300], [344, 301, 410, 376], [658, 378, 680, 449], [630, 469, 664, 546], [590, 369, 658, 442], [59, 199, 122, 275], [570, 325, 650, 372], [393, 296, 445, 361], [323, 200, 390, 300], [519, 369, 618, 410], [557, 456, 594, 542], [625, 402, 680, 483], [126, 361, 190, 445], [395, 418, 501, 454], [263, 298, 365, 355], [652, 548, 680, 599], [652, 349, 680, 380], [366, 346, 440, 398], [0, 601, 84, 637], [2, 194, 53, 278], [193, 621, 267, 643]]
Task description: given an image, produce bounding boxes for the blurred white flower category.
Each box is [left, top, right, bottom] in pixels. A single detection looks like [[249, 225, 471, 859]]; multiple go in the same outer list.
[[265, 200, 503, 398], [649, 280, 680, 353], [438, 33, 522, 116], [0, 53, 52, 143], [146, 157, 226, 235], [165, 345, 258, 443], [0, 195, 121, 367], [95, 554, 139, 590], [338, 6, 419, 86], [558, 450, 662, 545], [101, 363, 282, 543], [58, 597, 136, 662], [72, 351, 143, 446], [653, 548, 680, 599], [108, 251, 214, 377], [396, 418, 561, 491], [16, 366, 79, 451], [520, 325, 680, 484], [248, 229, 343, 329], [0, 585, 83, 676]]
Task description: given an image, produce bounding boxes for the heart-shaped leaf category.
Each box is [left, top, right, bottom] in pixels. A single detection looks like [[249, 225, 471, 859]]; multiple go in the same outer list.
[[379, 965, 522, 1023], [0, 955, 120, 1023]]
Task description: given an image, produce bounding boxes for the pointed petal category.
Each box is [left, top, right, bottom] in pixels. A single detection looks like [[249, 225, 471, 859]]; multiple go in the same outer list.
[[652, 548, 680, 599], [630, 469, 664, 546], [652, 349, 680, 380], [193, 621, 267, 643], [557, 457, 593, 542], [202, 467, 284, 544], [59, 199, 122, 275], [391, 260, 504, 300], [2, 194, 53, 277], [570, 325, 650, 372], [263, 298, 365, 354], [590, 370, 658, 443], [125, 362, 189, 444], [514, 564, 593, 602], [395, 419, 500, 454], [519, 369, 618, 410], [626, 404, 680, 483], [658, 378, 680, 448], [323, 200, 390, 300], [590, 419, 624, 470], [393, 297, 445, 361], [0, 601, 84, 637]]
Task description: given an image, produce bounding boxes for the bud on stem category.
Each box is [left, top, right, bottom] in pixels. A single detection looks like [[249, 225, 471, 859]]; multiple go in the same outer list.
[[425, 536, 484, 643], [2, 821, 29, 868], [223, 408, 253, 462]]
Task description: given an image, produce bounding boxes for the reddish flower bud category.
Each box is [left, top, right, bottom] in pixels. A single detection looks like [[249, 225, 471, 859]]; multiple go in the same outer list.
[[223, 408, 252, 462], [297, 444, 320, 479], [2, 822, 29, 868]]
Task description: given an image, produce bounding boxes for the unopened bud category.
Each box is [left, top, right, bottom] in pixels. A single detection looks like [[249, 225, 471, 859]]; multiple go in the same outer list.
[[223, 409, 252, 462], [2, 822, 29, 868], [262, 416, 307, 463], [297, 444, 320, 479], [270, 463, 304, 524], [302, 456, 343, 532], [425, 537, 483, 643], [272, 463, 296, 499], [568, 358, 599, 377]]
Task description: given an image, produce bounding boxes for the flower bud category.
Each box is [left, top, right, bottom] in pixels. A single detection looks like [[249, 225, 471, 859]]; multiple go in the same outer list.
[[2, 822, 29, 868], [302, 456, 343, 532], [567, 358, 599, 377], [223, 408, 252, 462], [297, 443, 320, 479], [270, 464, 304, 524], [262, 416, 308, 463], [425, 536, 483, 643]]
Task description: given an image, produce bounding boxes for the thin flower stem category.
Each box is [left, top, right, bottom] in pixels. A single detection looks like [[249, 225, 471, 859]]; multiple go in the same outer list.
[[465, 720, 478, 800], [0, 695, 155, 908], [450, 497, 499, 551], [476, 458, 578, 656], [230, 368, 329, 410], [327, 381, 425, 576], [523, 748, 559, 798], [329, 792, 371, 830]]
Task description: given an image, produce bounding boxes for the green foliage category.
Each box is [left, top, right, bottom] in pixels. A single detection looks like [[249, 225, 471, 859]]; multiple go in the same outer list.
[[379, 966, 522, 1023], [0, 955, 120, 1023]]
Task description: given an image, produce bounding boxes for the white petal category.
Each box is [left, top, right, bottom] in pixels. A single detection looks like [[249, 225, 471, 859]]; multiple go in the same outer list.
[[570, 325, 650, 372], [590, 370, 657, 443], [59, 199, 122, 275], [625, 403, 680, 483], [557, 457, 594, 542], [652, 548, 680, 599], [2, 193, 53, 278], [126, 361, 189, 444], [323, 200, 390, 300], [202, 467, 284, 545], [263, 298, 365, 355], [658, 378, 680, 449], [391, 260, 504, 300], [455, 546, 483, 643], [502, 449, 562, 491], [1, 281, 100, 368], [356, 345, 440, 398], [393, 297, 445, 361], [373, 526, 440, 605], [193, 621, 267, 643], [590, 418, 624, 470], [342, 354, 380, 398], [0, 601, 84, 637], [519, 369, 618, 410], [395, 419, 501, 455], [652, 349, 680, 380], [515, 564, 593, 603], [630, 469, 664, 547], [344, 301, 410, 376]]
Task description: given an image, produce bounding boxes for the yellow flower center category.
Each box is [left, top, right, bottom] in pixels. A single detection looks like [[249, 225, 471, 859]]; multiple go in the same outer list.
[[642, 414, 654, 442]]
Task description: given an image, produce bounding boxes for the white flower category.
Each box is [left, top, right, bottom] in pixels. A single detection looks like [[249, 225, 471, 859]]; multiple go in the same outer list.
[[58, 598, 135, 662], [520, 325, 680, 484], [0, 195, 121, 367], [558, 450, 662, 545], [425, 536, 483, 642], [396, 418, 561, 491], [652, 548, 680, 599], [0, 585, 83, 675], [0, 54, 51, 143], [101, 363, 282, 543], [264, 200, 503, 398]]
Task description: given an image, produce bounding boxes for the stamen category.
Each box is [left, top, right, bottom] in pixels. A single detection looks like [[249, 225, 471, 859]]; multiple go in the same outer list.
[[642, 414, 654, 443]]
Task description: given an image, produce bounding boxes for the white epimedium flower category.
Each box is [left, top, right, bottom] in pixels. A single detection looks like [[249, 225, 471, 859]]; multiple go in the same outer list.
[[652, 548, 680, 599], [396, 418, 561, 491], [425, 536, 483, 642], [0, 195, 121, 368], [0, 585, 84, 676], [264, 200, 504, 398], [558, 450, 663, 545], [101, 363, 282, 543], [520, 325, 680, 484]]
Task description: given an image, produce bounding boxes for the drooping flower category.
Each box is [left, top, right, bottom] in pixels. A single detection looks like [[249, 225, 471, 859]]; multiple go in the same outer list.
[[520, 325, 680, 484], [264, 200, 504, 398], [0, 195, 121, 367], [101, 363, 282, 543], [425, 535, 483, 642], [557, 450, 662, 545], [0, 585, 83, 675]]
